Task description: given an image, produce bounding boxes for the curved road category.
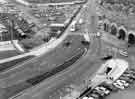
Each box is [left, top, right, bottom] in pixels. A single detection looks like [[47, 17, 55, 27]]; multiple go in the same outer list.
[[10, 0, 103, 99], [0, 1, 90, 99]]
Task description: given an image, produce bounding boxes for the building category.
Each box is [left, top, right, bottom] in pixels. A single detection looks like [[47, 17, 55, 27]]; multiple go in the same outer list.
[[97, 0, 135, 46]]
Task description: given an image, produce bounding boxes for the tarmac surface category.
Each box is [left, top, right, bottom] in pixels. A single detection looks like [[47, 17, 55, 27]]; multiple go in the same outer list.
[[1, 0, 135, 99], [9, 0, 101, 99]]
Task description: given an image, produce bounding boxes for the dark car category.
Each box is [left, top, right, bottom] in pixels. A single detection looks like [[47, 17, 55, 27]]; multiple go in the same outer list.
[[130, 68, 135, 72], [119, 76, 134, 84], [123, 70, 135, 75], [81, 40, 90, 46], [88, 93, 101, 99], [63, 41, 72, 47], [100, 83, 119, 92], [101, 55, 113, 61], [87, 91, 102, 99], [121, 73, 135, 80]]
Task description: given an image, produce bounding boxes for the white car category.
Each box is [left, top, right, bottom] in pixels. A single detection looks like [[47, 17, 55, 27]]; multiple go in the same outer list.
[[82, 96, 89, 99], [70, 25, 76, 32], [94, 86, 110, 95], [113, 80, 129, 89], [88, 97, 94, 99], [96, 32, 102, 37]]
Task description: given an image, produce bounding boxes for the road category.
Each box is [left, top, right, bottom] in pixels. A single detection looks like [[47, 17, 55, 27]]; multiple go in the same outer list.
[[0, 1, 90, 99], [101, 34, 135, 99], [11, 0, 135, 99], [1, 0, 135, 99], [10, 0, 103, 99]]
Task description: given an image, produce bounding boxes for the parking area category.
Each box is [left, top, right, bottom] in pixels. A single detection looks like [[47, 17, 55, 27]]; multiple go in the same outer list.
[[80, 68, 135, 99]]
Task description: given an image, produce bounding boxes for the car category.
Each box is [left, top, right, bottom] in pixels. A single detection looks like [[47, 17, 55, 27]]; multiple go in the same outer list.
[[100, 83, 119, 92], [123, 70, 135, 75], [113, 80, 129, 90], [82, 96, 89, 99], [121, 73, 135, 80], [129, 68, 135, 71], [129, 75, 135, 80], [78, 18, 84, 24], [81, 40, 90, 46], [87, 92, 100, 99], [90, 89, 106, 98], [63, 41, 72, 47], [122, 73, 135, 80], [88, 97, 94, 99], [113, 82, 124, 90], [94, 86, 110, 96], [101, 55, 113, 61], [117, 80, 129, 87], [70, 21, 77, 32], [119, 76, 134, 84]]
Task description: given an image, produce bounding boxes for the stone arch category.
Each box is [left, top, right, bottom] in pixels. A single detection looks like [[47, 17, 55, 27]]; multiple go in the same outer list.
[[103, 19, 110, 32], [110, 23, 118, 35], [118, 26, 127, 40], [128, 32, 135, 45]]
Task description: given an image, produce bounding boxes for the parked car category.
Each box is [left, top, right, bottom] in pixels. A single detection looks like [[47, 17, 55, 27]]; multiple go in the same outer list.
[[123, 70, 135, 75], [113, 80, 129, 90], [118, 80, 129, 87], [100, 83, 119, 92], [82, 96, 89, 99], [88, 97, 95, 99], [101, 55, 113, 61], [129, 75, 135, 80], [90, 89, 105, 98], [119, 76, 134, 84], [130, 68, 135, 72], [121, 73, 135, 80], [87, 92, 100, 99], [94, 86, 110, 96], [81, 40, 90, 46]]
